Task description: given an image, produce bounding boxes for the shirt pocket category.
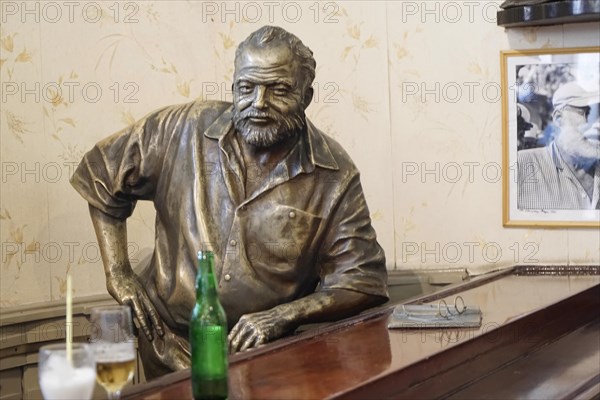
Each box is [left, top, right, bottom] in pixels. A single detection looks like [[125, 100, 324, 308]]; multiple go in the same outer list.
[[244, 204, 322, 278]]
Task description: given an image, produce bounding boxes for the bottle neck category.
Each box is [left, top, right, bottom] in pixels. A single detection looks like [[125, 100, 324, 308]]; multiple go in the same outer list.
[[196, 251, 218, 300]]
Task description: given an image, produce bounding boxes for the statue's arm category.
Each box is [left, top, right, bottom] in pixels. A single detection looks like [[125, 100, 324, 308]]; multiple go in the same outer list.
[[229, 288, 384, 352], [89, 204, 164, 341], [229, 172, 388, 352]]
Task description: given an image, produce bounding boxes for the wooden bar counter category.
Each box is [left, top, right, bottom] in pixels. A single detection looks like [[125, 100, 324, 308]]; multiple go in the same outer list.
[[123, 266, 600, 399]]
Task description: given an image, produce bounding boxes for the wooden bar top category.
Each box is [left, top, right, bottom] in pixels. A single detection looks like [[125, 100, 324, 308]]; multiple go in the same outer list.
[[446, 318, 600, 400], [123, 267, 600, 400]]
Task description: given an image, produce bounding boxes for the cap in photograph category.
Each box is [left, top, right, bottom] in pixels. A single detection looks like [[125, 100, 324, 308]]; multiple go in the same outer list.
[[552, 81, 600, 111]]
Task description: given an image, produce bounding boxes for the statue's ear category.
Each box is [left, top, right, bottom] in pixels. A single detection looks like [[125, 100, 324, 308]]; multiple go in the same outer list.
[[303, 86, 314, 109]]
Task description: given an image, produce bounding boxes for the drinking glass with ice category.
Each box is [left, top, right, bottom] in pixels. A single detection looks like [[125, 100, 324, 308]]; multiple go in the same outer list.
[[38, 342, 96, 400]]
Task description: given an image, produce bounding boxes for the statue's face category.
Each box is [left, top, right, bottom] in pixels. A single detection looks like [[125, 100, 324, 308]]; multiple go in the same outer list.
[[232, 44, 308, 148], [556, 103, 600, 164]]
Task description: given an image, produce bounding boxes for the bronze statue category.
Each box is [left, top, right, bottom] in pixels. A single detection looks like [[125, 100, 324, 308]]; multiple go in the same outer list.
[[71, 26, 388, 379]]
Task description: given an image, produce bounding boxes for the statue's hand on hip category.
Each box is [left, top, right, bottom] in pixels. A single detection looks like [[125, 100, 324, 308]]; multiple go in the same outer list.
[[107, 269, 165, 341]]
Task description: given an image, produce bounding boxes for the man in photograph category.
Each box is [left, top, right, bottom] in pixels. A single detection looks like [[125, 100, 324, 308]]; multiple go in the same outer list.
[[516, 103, 543, 150], [71, 26, 388, 378], [517, 81, 600, 210]]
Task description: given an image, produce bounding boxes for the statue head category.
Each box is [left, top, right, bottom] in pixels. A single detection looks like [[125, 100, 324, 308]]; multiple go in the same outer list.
[[232, 26, 316, 148]]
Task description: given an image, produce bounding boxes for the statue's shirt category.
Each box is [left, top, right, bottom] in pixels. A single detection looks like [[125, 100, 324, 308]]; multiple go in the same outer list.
[[71, 101, 388, 331]]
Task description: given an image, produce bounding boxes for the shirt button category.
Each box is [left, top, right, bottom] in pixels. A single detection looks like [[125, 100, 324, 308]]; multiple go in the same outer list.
[[230, 239, 237, 246], [224, 274, 231, 281], [289, 211, 296, 219]]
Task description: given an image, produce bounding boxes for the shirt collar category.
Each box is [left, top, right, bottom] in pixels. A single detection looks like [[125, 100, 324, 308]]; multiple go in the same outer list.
[[204, 105, 234, 140], [305, 118, 339, 171]]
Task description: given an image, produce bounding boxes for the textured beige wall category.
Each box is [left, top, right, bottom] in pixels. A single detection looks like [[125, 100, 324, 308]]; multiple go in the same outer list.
[[1, 1, 599, 307]]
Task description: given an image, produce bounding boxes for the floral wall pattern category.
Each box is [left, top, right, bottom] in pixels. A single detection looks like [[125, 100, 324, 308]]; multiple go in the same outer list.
[[1, 1, 598, 308]]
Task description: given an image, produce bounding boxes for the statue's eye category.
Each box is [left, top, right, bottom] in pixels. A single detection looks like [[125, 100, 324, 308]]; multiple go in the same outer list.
[[272, 86, 289, 96], [238, 85, 253, 95]]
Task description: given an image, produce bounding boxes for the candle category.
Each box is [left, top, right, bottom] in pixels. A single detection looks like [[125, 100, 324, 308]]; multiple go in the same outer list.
[[66, 272, 73, 362]]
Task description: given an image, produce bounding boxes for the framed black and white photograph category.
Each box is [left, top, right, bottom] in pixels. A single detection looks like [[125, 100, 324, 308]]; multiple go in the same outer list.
[[501, 47, 600, 228]]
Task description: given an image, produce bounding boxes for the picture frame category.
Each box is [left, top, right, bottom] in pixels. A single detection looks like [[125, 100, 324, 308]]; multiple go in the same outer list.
[[501, 47, 600, 228]]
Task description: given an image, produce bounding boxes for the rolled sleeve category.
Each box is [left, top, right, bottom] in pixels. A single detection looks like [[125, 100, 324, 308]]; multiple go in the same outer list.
[[70, 106, 176, 219], [319, 174, 389, 299]]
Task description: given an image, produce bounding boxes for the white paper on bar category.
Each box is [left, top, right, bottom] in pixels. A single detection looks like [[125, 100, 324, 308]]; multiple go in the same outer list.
[[387, 304, 482, 329]]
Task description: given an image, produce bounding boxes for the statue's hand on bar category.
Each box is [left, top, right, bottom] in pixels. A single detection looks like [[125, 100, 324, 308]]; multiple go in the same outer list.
[[228, 307, 292, 353]]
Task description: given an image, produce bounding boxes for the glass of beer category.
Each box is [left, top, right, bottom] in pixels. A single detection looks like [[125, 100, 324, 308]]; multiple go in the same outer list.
[[90, 305, 136, 400], [38, 342, 96, 400]]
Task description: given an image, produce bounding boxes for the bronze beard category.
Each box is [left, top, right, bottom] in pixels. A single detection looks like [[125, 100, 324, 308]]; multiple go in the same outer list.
[[232, 106, 306, 148]]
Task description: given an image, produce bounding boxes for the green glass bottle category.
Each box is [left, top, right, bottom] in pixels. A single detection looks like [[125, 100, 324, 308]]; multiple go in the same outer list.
[[190, 250, 228, 400]]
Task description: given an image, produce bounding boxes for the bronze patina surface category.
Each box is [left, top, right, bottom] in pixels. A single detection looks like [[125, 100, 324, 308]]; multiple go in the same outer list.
[[71, 26, 388, 379]]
